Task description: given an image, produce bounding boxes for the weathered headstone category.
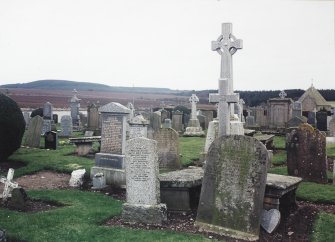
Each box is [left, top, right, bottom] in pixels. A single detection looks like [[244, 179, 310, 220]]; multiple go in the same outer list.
[[329, 118, 335, 137], [267, 94, 293, 129], [316, 111, 327, 131], [70, 89, 81, 128], [261, 209, 281, 234], [292, 101, 302, 118], [209, 23, 243, 136], [197, 114, 206, 130], [204, 119, 219, 153], [23, 111, 30, 128], [172, 110, 183, 133], [184, 94, 204, 136], [286, 116, 307, 129], [122, 137, 167, 224], [163, 118, 172, 129], [41, 119, 52, 135], [52, 114, 58, 124], [286, 123, 327, 183], [43, 101, 53, 120], [91, 102, 130, 187], [87, 102, 100, 133], [196, 135, 269, 241], [24, 115, 43, 148], [149, 111, 161, 131], [7, 187, 28, 211], [246, 115, 255, 127], [69, 169, 86, 188], [153, 128, 181, 170], [84, 131, 94, 137], [44, 131, 57, 150], [0, 169, 18, 201], [60, 115, 73, 137], [128, 115, 149, 139], [307, 110, 316, 127], [160, 109, 170, 123]]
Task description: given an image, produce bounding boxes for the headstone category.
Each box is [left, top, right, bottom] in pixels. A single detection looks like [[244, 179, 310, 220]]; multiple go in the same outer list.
[[122, 137, 167, 225], [209, 23, 243, 136], [292, 101, 302, 118], [41, 119, 52, 135], [149, 111, 161, 131], [286, 123, 327, 183], [69, 169, 86, 187], [23, 111, 30, 128], [128, 115, 149, 139], [267, 96, 293, 129], [44, 131, 57, 150], [246, 115, 255, 127], [184, 94, 205, 136], [307, 110, 316, 127], [0, 168, 18, 201], [153, 128, 181, 170], [163, 118, 172, 129], [84, 131, 94, 137], [196, 135, 269, 241], [197, 114, 206, 130], [24, 115, 43, 148], [204, 119, 219, 153], [87, 102, 101, 133], [160, 109, 170, 123], [43, 101, 53, 120], [91, 102, 130, 187], [60, 115, 73, 137], [92, 173, 107, 190], [286, 116, 307, 129], [329, 118, 335, 137], [7, 187, 28, 211], [52, 114, 58, 124], [200, 110, 214, 129], [261, 209, 281, 234], [316, 111, 327, 131], [172, 110, 183, 132], [70, 89, 81, 128]]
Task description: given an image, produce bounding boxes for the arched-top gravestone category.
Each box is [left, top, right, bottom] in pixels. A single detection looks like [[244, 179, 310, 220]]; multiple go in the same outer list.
[[196, 135, 269, 241]]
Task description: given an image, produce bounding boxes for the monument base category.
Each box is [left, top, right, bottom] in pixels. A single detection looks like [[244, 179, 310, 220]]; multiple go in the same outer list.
[[90, 166, 125, 188], [183, 120, 205, 136], [122, 203, 167, 225], [195, 221, 259, 241], [230, 120, 244, 135]]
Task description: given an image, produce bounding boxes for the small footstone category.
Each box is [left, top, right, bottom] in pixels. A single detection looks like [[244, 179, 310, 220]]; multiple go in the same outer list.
[[261, 208, 281, 234]]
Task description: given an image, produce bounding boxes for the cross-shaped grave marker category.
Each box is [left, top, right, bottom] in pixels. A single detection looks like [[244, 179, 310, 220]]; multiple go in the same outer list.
[[0, 168, 18, 201], [210, 23, 243, 136], [279, 90, 287, 99], [189, 94, 199, 120]]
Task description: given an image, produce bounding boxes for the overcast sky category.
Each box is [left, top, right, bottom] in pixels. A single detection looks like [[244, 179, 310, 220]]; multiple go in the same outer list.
[[0, 0, 334, 91]]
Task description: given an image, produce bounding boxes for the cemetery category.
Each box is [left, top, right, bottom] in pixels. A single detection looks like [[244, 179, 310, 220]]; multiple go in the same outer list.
[[1, 19, 335, 242]]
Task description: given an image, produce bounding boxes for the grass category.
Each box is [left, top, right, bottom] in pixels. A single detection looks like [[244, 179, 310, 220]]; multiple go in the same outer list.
[[327, 143, 335, 157], [273, 136, 286, 149], [272, 150, 286, 166], [312, 212, 335, 242], [0, 190, 209, 242], [179, 137, 206, 166], [296, 182, 335, 204]]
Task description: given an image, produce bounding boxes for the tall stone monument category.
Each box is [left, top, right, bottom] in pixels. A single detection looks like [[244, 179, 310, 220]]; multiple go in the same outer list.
[[183, 94, 204, 136], [69, 89, 81, 129], [122, 137, 167, 225], [209, 23, 243, 136], [43, 102, 53, 120], [267, 90, 293, 129], [91, 102, 130, 187], [196, 135, 269, 241]]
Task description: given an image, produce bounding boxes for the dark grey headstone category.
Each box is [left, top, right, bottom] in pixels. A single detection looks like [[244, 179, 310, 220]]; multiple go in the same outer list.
[[52, 114, 58, 124], [95, 153, 124, 169], [307, 111, 316, 127], [7, 187, 28, 211], [316, 111, 327, 131], [196, 135, 269, 241], [44, 131, 57, 150]]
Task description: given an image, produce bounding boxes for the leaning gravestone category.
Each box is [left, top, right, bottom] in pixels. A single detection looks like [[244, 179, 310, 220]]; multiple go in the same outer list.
[[196, 135, 269, 241], [153, 128, 181, 170], [60, 115, 73, 137], [122, 137, 167, 225], [24, 115, 43, 148], [286, 123, 327, 184]]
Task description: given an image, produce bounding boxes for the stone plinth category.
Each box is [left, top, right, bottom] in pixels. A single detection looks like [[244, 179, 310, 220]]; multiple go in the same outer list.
[[184, 119, 205, 136]]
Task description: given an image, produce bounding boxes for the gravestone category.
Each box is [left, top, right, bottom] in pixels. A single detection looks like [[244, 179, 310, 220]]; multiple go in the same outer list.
[[209, 23, 243, 136], [52, 114, 58, 124], [0, 169, 18, 201], [128, 115, 149, 139], [292, 101, 302, 118], [204, 119, 219, 153], [197, 114, 206, 130], [184, 94, 204, 136], [316, 111, 327, 131], [153, 128, 181, 170], [70, 89, 81, 128], [196, 135, 269, 241], [41, 119, 52, 135], [84, 131, 94, 137], [87, 103, 100, 133], [23, 111, 30, 128], [286, 116, 307, 129], [183, 113, 190, 129], [122, 137, 167, 225], [286, 123, 327, 183], [91, 102, 130, 187], [43, 101, 53, 120], [329, 118, 335, 137], [160, 109, 170, 123], [149, 111, 161, 131], [200, 110, 214, 129], [246, 115, 255, 127], [127, 102, 135, 121], [163, 119, 172, 129], [44, 131, 57, 150], [267, 93, 293, 129], [172, 110, 183, 132], [307, 110, 316, 127], [24, 115, 43, 148], [60, 115, 73, 137], [7, 187, 28, 211]]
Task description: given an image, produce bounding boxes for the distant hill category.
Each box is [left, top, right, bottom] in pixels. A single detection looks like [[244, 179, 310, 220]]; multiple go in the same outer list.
[[0, 80, 177, 94]]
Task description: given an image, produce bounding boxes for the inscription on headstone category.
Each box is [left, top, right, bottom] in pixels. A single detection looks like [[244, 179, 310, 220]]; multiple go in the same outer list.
[[100, 115, 123, 154]]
